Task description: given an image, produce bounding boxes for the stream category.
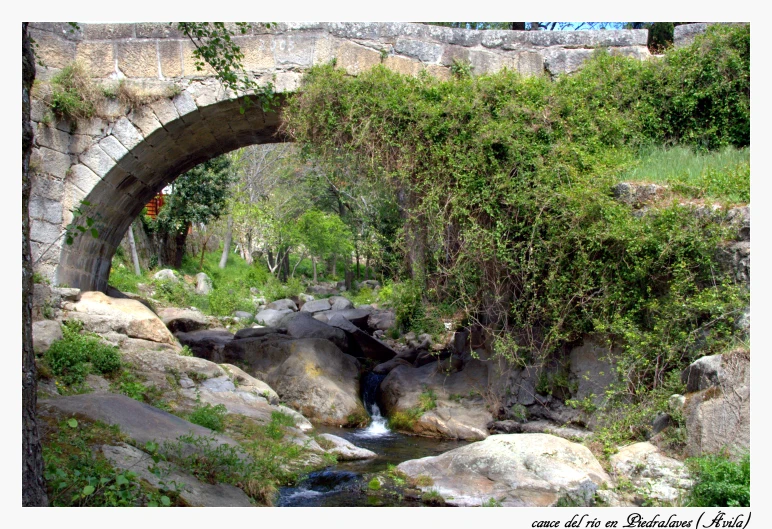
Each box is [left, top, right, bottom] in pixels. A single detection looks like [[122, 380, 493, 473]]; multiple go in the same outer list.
[[277, 372, 468, 506]]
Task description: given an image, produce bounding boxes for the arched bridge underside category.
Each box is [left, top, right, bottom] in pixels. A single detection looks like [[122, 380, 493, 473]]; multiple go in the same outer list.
[[28, 22, 651, 291]]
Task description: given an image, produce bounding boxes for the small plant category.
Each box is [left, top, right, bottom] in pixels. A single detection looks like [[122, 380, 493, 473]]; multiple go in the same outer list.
[[368, 477, 382, 491], [481, 497, 503, 507], [179, 345, 193, 357], [413, 474, 434, 487], [421, 489, 445, 506], [418, 387, 437, 412], [46, 62, 100, 120], [188, 402, 228, 432], [450, 58, 472, 79]]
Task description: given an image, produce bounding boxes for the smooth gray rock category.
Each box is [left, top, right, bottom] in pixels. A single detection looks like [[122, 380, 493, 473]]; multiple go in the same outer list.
[[285, 312, 349, 353], [327, 313, 398, 362], [234, 326, 281, 339], [32, 319, 62, 353], [328, 296, 354, 311], [681, 354, 723, 393], [300, 298, 332, 314], [610, 442, 692, 503], [254, 308, 293, 327], [233, 310, 254, 319], [266, 298, 298, 312], [39, 393, 239, 448]]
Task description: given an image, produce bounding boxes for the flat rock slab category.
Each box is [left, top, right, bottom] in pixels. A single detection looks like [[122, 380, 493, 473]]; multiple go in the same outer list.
[[397, 433, 610, 507], [101, 443, 253, 507], [175, 329, 234, 362], [39, 393, 238, 448], [158, 307, 213, 333], [234, 326, 282, 339]]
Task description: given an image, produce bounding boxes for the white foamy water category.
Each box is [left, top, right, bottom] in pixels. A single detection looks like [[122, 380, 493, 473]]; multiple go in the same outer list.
[[284, 489, 323, 501], [352, 403, 392, 439]]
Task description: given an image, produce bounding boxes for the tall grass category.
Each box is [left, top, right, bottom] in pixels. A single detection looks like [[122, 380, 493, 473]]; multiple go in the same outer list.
[[621, 145, 749, 203]]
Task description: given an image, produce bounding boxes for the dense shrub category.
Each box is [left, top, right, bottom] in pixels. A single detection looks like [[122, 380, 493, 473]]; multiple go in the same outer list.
[[687, 452, 750, 507], [45, 321, 121, 386], [283, 24, 750, 406]]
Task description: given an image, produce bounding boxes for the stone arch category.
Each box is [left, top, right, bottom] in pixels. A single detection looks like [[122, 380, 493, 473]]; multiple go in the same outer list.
[[27, 22, 651, 291], [56, 93, 288, 292]]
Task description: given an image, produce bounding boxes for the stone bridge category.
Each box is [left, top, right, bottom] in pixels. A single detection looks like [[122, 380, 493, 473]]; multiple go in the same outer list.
[[28, 22, 652, 291]]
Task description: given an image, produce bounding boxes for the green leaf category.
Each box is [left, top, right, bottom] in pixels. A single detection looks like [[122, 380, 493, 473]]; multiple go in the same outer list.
[[115, 474, 129, 486], [82, 485, 95, 495], [91, 228, 99, 238], [67, 418, 78, 428], [160, 495, 171, 506]]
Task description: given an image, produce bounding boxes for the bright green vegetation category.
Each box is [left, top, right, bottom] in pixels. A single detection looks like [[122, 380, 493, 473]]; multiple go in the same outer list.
[[158, 411, 324, 505], [621, 145, 749, 203], [686, 452, 750, 507], [46, 63, 98, 120], [44, 320, 121, 389], [368, 477, 382, 491], [481, 497, 503, 507], [388, 387, 439, 431], [188, 402, 228, 432], [285, 25, 750, 449], [42, 417, 178, 507]]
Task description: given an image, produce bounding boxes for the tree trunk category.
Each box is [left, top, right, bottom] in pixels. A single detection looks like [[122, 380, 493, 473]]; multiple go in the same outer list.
[[355, 242, 360, 279], [312, 257, 318, 283], [127, 224, 141, 276], [332, 255, 337, 278], [22, 22, 49, 507], [219, 215, 233, 269], [156, 228, 188, 269], [510, 22, 526, 30]]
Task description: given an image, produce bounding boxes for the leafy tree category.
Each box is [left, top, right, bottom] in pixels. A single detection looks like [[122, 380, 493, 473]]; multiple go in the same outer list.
[[296, 210, 353, 282], [148, 155, 235, 268]]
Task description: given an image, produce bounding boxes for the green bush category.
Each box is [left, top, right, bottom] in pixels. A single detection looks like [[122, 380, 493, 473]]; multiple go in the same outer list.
[[45, 321, 121, 386], [207, 287, 239, 316], [188, 402, 228, 432], [687, 452, 750, 507]]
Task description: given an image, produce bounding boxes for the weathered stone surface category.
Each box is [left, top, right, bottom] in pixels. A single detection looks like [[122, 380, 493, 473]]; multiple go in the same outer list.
[[569, 339, 618, 424], [224, 336, 365, 426], [101, 443, 253, 507], [327, 313, 397, 363], [300, 298, 332, 313], [367, 310, 396, 331], [373, 357, 413, 375], [266, 298, 298, 312], [317, 434, 377, 460], [613, 182, 667, 206], [674, 23, 709, 47], [32, 146, 71, 179], [488, 419, 592, 441], [381, 360, 493, 440], [153, 268, 179, 282], [32, 320, 63, 353], [39, 393, 238, 448], [255, 308, 293, 327], [397, 433, 610, 506], [234, 326, 281, 339], [175, 329, 235, 362], [610, 442, 692, 503], [683, 350, 750, 459], [158, 307, 212, 333], [66, 291, 175, 344], [285, 312, 349, 353], [543, 48, 595, 76], [681, 354, 724, 393], [219, 363, 280, 404], [328, 296, 354, 311]]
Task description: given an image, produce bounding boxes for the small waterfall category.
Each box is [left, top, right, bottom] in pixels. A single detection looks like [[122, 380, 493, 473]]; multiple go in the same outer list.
[[355, 372, 392, 438]]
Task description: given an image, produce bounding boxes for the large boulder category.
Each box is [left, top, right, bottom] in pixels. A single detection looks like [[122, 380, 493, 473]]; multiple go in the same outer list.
[[683, 350, 750, 459], [264, 339, 367, 427], [314, 308, 370, 330], [158, 307, 213, 333], [224, 336, 366, 427], [681, 354, 724, 393], [397, 433, 610, 506], [65, 291, 175, 344], [254, 308, 293, 327], [285, 312, 349, 353], [609, 442, 692, 504], [175, 329, 235, 362], [234, 327, 282, 339], [153, 269, 179, 283], [381, 360, 493, 440], [326, 313, 397, 363]]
